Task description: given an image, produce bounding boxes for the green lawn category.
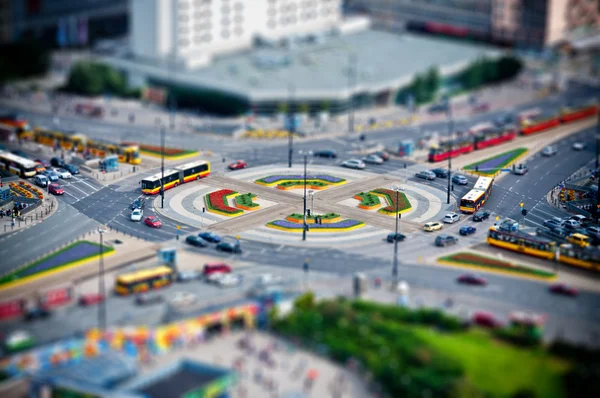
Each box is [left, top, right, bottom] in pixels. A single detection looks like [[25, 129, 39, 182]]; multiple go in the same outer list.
[[414, 327, 570, 398]]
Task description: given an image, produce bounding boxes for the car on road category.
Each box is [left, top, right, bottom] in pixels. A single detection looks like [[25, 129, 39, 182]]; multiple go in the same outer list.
[[203, 262, 232, 277], [472, 210, 490, 222], [387, 232, 406, 243], [48, 183, 64, 195], [457, 274, 487, 286], [362, 154, 384, 165], [549, 283, 578, 297], [459, 226, 477, 236], [341, 159, 366, 170], [216, 274, 244, 288], [170, 292, 197, 306], [431, 168, 448, 178], [435, 234, 458, 247], [130, 208, 143, 222], [144, 216, 162, 228], [52, 168, 72, 179], [373, 151, 389, 161], [563, 219, 581, 230], [198, 231, 222, 243], [451, 174, 468, 185], [572, 141, 586, 151], [256, 273, 284, 287], [42, 169, 59, 182], [543, 217, 564, 229], [228, 160, 247, 170], [314, 149, 337, 158], [33, 161, 46, 174], [423, 221, 443, 232], [587, 226, 600, 235], [541, 145, 557, 156], [428, 102, 448, 113], [513, 164, 528, 175], [24, 306, 51, 322], [135, 293, 163, 306], [566, 233, 591, 248], [50, 157, 65, 167], [176, 270, 201, 282], [131, 197, 145, 210], [34, 175, 49, 188], [78, 293, 105, 306], [185, 235, 208, 247], [472, 311, 501, 328], [216, 241, 242, 253], [473, 102, 490, 113], [63, 164, 80, 175], [443, 212, 460, 224], [34, 159, 51, 168], [415, 170, 436, 180], [570, 215, 589, 226]]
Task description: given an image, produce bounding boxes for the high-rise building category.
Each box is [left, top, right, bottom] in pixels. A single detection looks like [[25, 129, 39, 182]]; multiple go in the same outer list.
[[0, 0, 12, 44], [131, 0, 343, 68]]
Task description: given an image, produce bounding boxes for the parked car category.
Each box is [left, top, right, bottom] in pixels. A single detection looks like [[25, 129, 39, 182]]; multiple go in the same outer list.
[[48, 183, 64, 195], [543, 218, 564, 229], [387, 232, 406, 243], [198, 231, 222, 243], [52, 168, 72, 179], [34, 174, 49, 188], [341, 159, 366, 170], [228, 160, 247, 170], [549, 283, 578, 297], [131, 197, 145, 210], [457, 274, 487, 286], [216, 241, 242, 253], [63, 164, 79, 175], [459, 225, 477, 236], [135, 293, 163, 306], [443, 212, 460, 224], [176, 270, 201, 282], [563, 219, 581, 230], [362, 154, 384, 165], [185, 235, 208, 247], [415, 170, 436, 180], [513, 164, 528, 175], [451, 174, 468, 185], [373, 151, 389, 161], [203, 262, 232, 277], [435, 234, 458, 246], [423, 221, 443, 232], [42, 169, 59, 182], [542, 146, 557, 156], [572, 141, 586, 151], [78, 293, 105, 306], [431, 168, 448, 178], [130, 208, 143, 222], [472, 210, 490, 222], [144, 216, 162, 228], [50, 157, 65, 167], [472, 311, 501, 328], [314, 149, 337, 158]]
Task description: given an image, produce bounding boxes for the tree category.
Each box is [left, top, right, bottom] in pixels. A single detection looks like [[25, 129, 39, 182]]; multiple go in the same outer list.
[[463, 60, 484, 90], [277, 102, 289, 114], [496, 56, 523, 81], [424, 67, 441, 97], [66, 62, 104, 95], [321, 100, 330, 112], [411, 74, 428, 104]]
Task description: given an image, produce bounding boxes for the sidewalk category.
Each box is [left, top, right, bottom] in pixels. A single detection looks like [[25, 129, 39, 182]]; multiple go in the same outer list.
[[0, 195, 58, 236]]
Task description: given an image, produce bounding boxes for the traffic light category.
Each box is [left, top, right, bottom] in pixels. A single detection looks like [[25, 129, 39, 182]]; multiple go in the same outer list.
[[521, 208, 528, 216]]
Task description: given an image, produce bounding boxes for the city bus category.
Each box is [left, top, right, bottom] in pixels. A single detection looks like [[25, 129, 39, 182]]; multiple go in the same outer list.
[[459, 176, 494, 213], [0, 151, 38, 178], [62, 131, 88, 152], [0, 114, 33, 141], [141, 160, 211, 195], [33, 127, 64, 148], [487, 226, 556, 260], [558, 244, 600, 272], [114, 266, 174, 295], [117, 144, 141, 165]]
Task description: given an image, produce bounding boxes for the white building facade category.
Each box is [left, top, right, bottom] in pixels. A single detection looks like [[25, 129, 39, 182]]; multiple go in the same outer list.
[[131, 0, 342, 68]]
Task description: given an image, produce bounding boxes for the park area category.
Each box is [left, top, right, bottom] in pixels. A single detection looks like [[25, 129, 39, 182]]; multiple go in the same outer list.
[[463, 148, 528, 176]]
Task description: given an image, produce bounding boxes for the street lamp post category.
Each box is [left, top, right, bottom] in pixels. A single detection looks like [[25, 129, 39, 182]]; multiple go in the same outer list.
[[392, 187, 403, 288], [446, 99, 454, 205], [98, 227, 106, 331], [288, 84, 295, 168], [160, 125, 165, 209], [348, 54, 357, 135], [299, 150, 313, 240]]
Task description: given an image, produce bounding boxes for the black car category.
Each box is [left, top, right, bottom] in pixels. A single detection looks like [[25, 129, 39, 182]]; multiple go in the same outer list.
[[431, 168, 449, 178], [131, 197, 145, 210], [387, 232, 406, 243], [473, 210, 490, 222], [24, 306, 51, 322], [435, 235, 458, 247], [198, 231, 222, 243], [314, 150, 337, 159], [216, 241, 242, 253], [63, 164, 80, 175], [50, 157, 65, 167], [186, 235, 208, 247]]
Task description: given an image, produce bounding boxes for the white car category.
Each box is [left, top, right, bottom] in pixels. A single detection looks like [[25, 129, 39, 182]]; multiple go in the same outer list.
[[53, 167, 72, 179], [443, 212, 460, 224], [170, 292, 197, 307], [256, 273, 284, 287], [216, 274, 244, 288], [541, 146, 557, 156], [130, 208, 143, 221], [572, 142, 586, 151], [341, 159, 366, 170], [362, 154, 384, 165]]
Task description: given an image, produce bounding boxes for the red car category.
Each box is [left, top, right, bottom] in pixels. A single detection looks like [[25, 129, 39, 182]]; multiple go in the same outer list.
[[549, 283, 578, 297], [457, 274, 487, 286], [203, 262, 232, 276], [144, 216, 162, 228], [472, 311, 501, 328], [48, 183, 64, 195], [79, 293, 105, 306], [228, 160, 247, 170]]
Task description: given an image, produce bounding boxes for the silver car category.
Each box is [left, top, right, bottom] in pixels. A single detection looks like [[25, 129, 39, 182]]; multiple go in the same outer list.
[[416, 170, 436, 180], [362, 154, 384, 165], [342, 159, 366, 169]]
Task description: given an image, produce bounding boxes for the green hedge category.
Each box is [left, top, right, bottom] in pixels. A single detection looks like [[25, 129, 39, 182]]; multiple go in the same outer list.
[[356, 192, 380, 207], [279, 180, 328, 188], [235, 193, 258, 208], [439, 253, 556, 279]]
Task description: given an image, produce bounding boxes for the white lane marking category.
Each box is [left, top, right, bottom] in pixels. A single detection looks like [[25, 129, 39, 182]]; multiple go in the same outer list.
[[77, 178, 100, 192], [67, 183, 88, 196]]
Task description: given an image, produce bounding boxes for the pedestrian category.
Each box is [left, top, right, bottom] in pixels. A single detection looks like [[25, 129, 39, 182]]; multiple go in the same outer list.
[[11, 219, 14, 229], [0, 209, 3, 218]]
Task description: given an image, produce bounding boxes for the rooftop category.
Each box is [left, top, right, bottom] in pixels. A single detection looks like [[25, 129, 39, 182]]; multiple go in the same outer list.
[[107, 30, 500, 101]]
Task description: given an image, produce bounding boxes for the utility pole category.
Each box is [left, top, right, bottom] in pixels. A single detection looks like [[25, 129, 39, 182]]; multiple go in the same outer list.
[[348, 53, 357, 134], [392, 187, 402, 288], [98, 227, 106, 331], [160, 125, 165, 209], [288, 84, 295, 168], [446, 99, 454, 205], [302, 152, 310, 241], [596, 110, 600, 223]]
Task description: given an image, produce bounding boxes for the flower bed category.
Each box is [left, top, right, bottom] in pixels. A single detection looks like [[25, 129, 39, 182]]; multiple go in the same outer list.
[[234, 193, 259, 211], [9, 182, 34, 199], [354, 192, 381, 210], [463, 148, 528, 176], [0, 241, 115, 288], [355, 188, 411, 215], [267, 218, 364, 232], [205, 189, 243, 216], [438, 252, 556, 279], [286, 212, 341, 224], [276, 180, 329, 190], [256, 174, 346, 189], [136, 144, 199, 159]]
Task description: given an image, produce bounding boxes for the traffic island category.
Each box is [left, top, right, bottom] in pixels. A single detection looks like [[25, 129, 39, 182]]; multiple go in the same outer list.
[[135, 144, 199, 160], [267, 213, 364, 232], [354, 188, 412, 216], [0, 240, 115, 290], [204, 189, 262, 216], [438, 252, 556, 280], [463, 148, 528, 177], [255, 174, 346, 190]]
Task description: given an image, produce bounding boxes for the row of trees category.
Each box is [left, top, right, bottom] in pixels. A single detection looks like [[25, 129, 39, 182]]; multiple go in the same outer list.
[[63, 61, 140, 98]]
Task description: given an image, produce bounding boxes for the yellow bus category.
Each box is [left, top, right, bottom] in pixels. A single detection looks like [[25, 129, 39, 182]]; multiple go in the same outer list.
[[62, 132, 88, 152], [0, 151, 38, 178], [33, 127, 64, 148], [141, 160, 210, 195], [114, 266, 174, 295], [460, 176, 494, 213], [487, 226, 556, 260], [558, 244, 600, 272], [117, 144, 141, 165], [87, 139, 118, 158]]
